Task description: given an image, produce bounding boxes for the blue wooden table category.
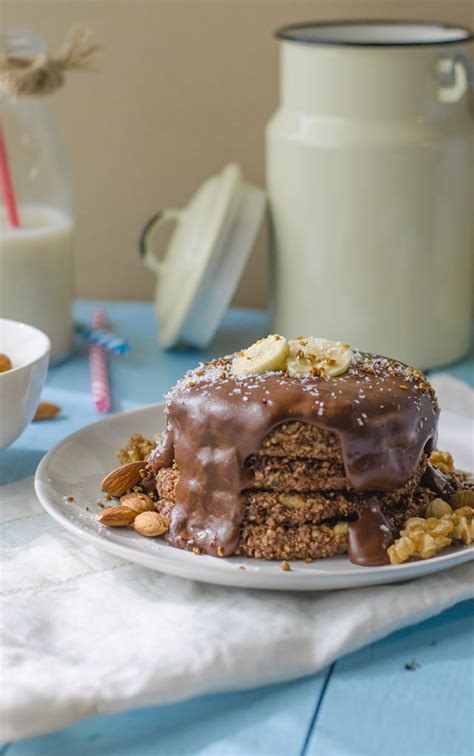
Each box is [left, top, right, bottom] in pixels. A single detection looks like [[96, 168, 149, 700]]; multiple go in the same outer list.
[[2, 302, 473, 756]]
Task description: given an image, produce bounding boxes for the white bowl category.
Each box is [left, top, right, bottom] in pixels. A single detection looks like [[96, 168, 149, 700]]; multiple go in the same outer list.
[[0, 319, 51, 450]]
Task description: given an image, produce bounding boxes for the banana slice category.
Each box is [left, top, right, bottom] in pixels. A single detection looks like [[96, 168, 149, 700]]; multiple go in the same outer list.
[[231, 335, 289, 376], [287, 337, 352, 378]]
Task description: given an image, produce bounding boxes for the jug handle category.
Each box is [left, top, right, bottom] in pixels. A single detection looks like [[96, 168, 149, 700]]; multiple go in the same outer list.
[[437, 54, 473, 103], [139, 209, 180, 273]]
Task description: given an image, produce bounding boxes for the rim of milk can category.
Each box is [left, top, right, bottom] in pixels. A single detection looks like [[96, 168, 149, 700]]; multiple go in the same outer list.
[[276, 19, 474, 47]]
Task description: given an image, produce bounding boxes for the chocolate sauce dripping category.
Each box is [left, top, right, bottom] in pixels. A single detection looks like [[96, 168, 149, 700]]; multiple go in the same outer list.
[[151, 353, 438, 558], [421, 462, 456, 498], [347, 499, 395, 566]]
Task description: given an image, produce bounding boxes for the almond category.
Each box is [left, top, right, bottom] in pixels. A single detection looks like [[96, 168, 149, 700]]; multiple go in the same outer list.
[[33, 401, 61, 421], [96, 505, 136, 527], [120, 492, 154, 514], [0, 353, 12, 373], [133, 511, 169, 537], [101, 460, 144, 497], [450, 489, 474, 509]]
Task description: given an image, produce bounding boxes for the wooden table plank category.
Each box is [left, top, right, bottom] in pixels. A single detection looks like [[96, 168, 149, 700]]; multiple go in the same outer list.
[[304, 599, 474, 756], [6, 672, 328, 756]]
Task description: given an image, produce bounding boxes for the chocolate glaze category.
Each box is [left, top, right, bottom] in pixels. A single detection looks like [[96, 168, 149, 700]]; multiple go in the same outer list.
[[150, 351, 438, 560], [421, 462, 456, 498], [347, 499, 395, 566]]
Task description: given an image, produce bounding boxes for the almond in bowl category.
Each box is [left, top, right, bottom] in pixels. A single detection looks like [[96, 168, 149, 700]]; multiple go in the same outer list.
[[0, 353, 13, 373]]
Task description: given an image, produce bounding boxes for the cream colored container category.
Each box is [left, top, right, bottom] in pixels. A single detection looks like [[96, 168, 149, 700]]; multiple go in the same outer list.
[[266, 21, 473, 369], [0, 205, 74, 359]]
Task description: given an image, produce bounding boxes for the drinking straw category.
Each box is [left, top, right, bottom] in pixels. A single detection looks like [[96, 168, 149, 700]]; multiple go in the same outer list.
[[75, 323, 130, 354], [90, 308, 112, 413], [0, 124, 20, 228]]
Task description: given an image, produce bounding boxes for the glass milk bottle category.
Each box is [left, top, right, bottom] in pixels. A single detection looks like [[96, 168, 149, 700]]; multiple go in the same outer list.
[[0, 29, 74, 362], [266, 21, 473, 370]]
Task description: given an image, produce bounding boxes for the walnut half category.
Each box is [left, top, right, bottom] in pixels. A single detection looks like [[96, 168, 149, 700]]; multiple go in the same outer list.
[[388, 505, 474, 565], [429, 449, 455, 475]]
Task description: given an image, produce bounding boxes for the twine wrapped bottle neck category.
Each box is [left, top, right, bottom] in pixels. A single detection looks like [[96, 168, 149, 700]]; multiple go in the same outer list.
[[0, 27, 100, 97]]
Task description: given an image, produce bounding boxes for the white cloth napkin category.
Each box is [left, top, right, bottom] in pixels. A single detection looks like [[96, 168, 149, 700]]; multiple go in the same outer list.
[[1, 374, 473, 742]]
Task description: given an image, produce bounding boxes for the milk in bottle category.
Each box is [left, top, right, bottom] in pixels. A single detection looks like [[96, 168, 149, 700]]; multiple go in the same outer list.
[[0, 204, 74, 358]]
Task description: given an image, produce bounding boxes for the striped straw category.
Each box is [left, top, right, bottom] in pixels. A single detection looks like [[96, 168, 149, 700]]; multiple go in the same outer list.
[[75, 323, 130, 354], [90, 308, 111, 413]]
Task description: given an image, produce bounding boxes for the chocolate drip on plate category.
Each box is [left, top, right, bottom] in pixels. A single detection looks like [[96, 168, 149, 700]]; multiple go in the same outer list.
[[421, 462, 456, 498], [347, 499, 395, 566]]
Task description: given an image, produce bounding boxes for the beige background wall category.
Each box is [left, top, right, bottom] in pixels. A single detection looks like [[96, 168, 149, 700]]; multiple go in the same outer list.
[[3, 0, 473, 307]]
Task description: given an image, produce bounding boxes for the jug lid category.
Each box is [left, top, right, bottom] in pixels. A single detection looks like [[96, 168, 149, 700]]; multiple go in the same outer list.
[[276, 20, 474, 47], [140, 163, 265, 349]]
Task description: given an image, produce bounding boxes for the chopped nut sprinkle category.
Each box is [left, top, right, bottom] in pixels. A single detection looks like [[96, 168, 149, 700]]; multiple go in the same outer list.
[[117, 434, 154, 465]]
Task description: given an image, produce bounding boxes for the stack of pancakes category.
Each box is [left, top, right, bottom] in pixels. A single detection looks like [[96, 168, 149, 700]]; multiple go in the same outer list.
[[156, 420, 432, 560]]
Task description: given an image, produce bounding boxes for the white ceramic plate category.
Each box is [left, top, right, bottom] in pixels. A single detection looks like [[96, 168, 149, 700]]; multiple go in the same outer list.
[[35, 404, 474, 591]]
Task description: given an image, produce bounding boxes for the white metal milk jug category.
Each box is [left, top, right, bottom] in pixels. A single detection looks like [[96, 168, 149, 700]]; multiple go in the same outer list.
[[266, 21, 473, 370]]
